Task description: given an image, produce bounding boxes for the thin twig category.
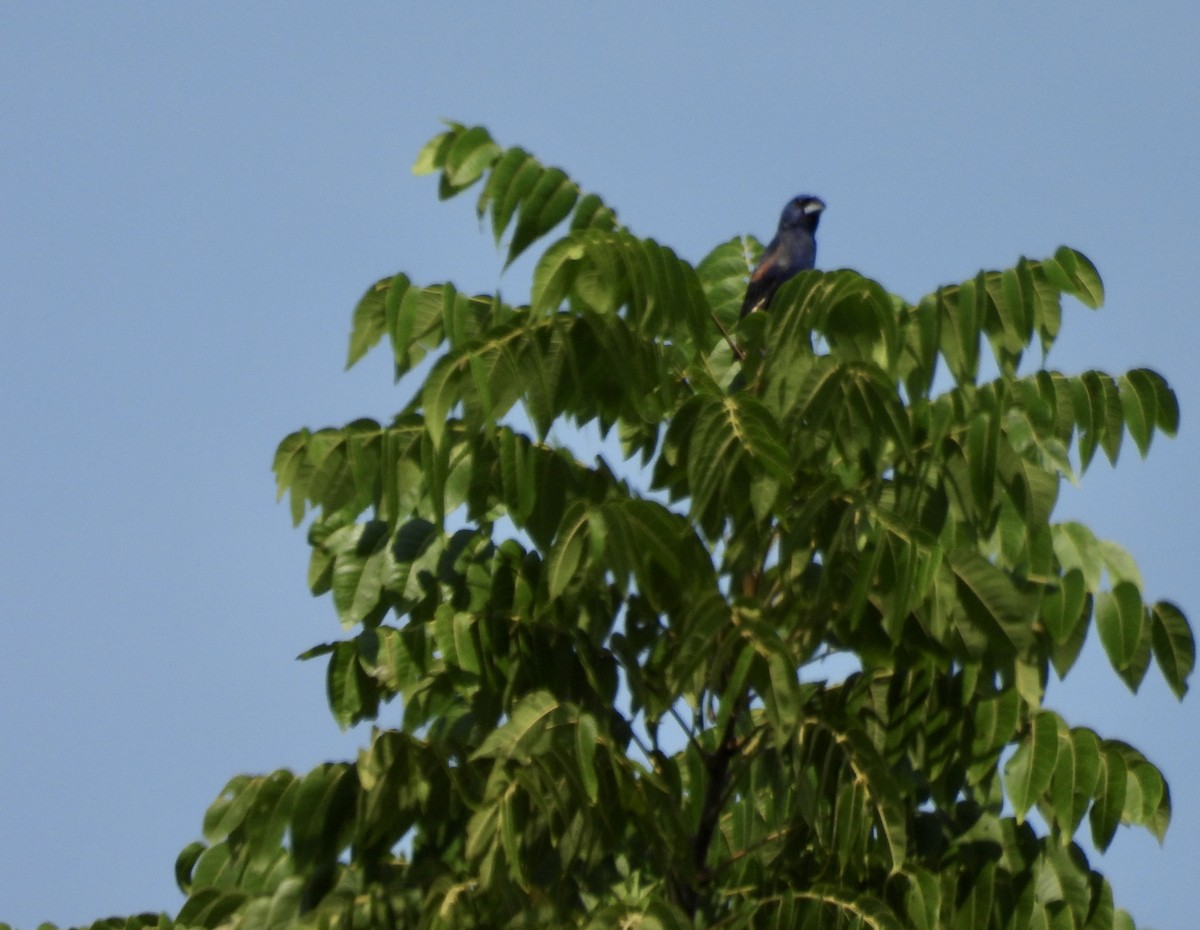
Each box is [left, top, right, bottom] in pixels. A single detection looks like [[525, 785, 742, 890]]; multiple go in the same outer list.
[[711, 312, 746, 362]]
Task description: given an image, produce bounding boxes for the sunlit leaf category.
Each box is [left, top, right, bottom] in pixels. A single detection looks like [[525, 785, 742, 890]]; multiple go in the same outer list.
[[1005, 710, 1061, 821], [1095, 582, 1144, 676]]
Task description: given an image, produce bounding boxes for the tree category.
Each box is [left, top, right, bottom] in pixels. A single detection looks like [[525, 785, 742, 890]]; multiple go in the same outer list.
[[25, 123, 1194, 930]]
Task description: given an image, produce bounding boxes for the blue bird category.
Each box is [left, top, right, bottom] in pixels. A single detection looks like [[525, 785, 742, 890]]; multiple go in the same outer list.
[[740, 195, 826, 318]]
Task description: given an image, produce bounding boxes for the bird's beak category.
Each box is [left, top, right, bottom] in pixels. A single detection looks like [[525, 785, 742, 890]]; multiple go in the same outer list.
[[804, 198, 826, 215]]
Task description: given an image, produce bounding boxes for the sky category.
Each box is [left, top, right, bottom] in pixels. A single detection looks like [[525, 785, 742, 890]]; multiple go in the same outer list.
[[1, 4, 1197, 928]]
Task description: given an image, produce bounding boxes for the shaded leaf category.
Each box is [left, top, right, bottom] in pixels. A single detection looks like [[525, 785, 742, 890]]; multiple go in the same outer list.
[[1088, 745, 1127, 851], [1151, 600, 1194, 699]]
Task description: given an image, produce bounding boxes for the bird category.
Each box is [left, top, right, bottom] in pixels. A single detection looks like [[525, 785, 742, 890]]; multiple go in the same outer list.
[[740, 195, 825, 318]]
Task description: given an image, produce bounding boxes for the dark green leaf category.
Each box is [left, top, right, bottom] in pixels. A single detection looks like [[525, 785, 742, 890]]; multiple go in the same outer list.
[[1067, 728, 1102, 837], [480, 146, 541, 242], [290, 763, 356, 871], [1119, 369, 1157, 456], [545, 502, 590, 599], [1151, 600, 1194, 699], [1088, 745, 1127, 851], [326, 641, 378, 728], [507, 167, 579, 266], [575, 712, 600, 803], [1050, 246, 1104, 309]]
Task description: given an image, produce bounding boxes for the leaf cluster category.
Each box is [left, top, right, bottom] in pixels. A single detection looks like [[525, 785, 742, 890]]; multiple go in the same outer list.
[[36, 123, 1192, 930]]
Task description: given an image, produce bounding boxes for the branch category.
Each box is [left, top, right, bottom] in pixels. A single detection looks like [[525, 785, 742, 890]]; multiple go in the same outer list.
[[711, 311, 746, 362], [677, 700, 744, 921]]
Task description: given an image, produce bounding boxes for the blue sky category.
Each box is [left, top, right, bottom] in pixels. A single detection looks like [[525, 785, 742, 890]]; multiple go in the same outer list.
[[2, 4, 1197, 928]]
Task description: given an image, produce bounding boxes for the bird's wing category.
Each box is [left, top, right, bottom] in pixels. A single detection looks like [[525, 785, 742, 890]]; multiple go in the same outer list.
[[740, 244, 787, 318]]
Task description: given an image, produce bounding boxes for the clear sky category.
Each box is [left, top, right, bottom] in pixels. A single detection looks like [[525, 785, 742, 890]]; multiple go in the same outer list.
[[2, 4, 1197, 928]]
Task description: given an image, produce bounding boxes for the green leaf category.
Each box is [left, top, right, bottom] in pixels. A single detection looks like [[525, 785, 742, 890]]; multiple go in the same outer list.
[[685, 393, 793, 531], [948, 549, 1032, 657], [1116, 607, 1154, 693], [1052, 522, 1102, 591], [346, 275, 394, 369], [441, 125, 501, 192], [273, 429, 310, 525], [724, 394, 793, 481], [1119, 369, 1157, 456], [1050, 246, 1104, 309], [328, 520, 391, 628], [531, 235, 585, 314], [411, 127, 454, 175], [840, 729, 909, 868], [697, 235, 757, 324], [1150, 368, 1180, 435], [387, 517, 441, 605], [989, 267, 1034, 362], [768, 269, 901, 371], [966, 411, 1000, 515], [1094, 371, 1124, 465], [326, 640, 378, 728], [1046, 720, 1077, 839], [472, 690, 574, 762], [890, 868, 940, 930], [545, 502, 590, 599], [951, 859, 995, 930], [480, 146, 542, 243], [575, 712, 600, 803], [356, 730, 423, 854], [1067, 728, 1102, 835], [240, 878, 304, 930], [386, 279, 440, 375], [176, 888, 248, 928], [1118, 748, 1168, 840], [1095, 581, 1144, 675], [421, 355, 462, 450], [1099, 539, 1143, 590], [1042, 568, 1086, 644], [531, 228, 709, 346], [1088, 744, 1128, 851], [1151, 600, 1194, 699], [507, 167, 579, 266], [175, 840, 205, 893], [1005, 710, 1061, 821], [499, 781, 526, 888], [969, 686, 1020, 773], [433, 604, 482, 676], [290, 763, 356, 871], [938, 276, 982, 385], [570, 192, 618, 233]]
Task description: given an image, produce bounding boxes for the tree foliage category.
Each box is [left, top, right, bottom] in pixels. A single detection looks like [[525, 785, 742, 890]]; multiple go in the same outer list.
[[21, 122, 1193, 930]]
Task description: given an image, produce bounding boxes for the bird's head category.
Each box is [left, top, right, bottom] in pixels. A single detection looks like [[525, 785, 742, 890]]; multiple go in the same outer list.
[[779, 195, 825, 232]]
